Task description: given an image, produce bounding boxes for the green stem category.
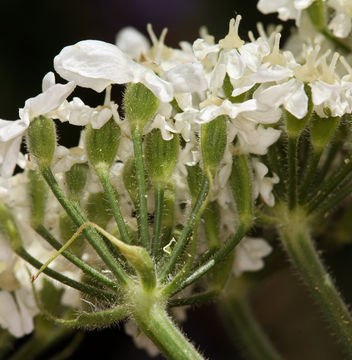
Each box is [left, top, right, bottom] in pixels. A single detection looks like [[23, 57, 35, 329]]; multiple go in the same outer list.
[[96, 165, 132, 244], [279, 216, 352, 356], [314, 180, 352, 216], [219, 287, 282, 360], [131, 126, 150, 249], [163, 223, 246, 297], [299, 150, 321, 203], [169, 290, 218, 307], [159, 175, 209, 282], [133, 304, 204, 360], [288, 136, 297, 209], [35, 225, 118, 291], [16, 247, 116, 302], [314, 142, 339, 184], [152, 184, 164, 258], [41, 166, 129, 286], [307, 154, 352, 213]]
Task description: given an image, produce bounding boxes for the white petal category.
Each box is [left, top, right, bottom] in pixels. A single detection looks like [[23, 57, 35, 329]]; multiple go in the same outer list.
[[42, 72, 56, 91], [115, 27, 150, 59], [0, 136, 23, 178], [0, 119, 27, 142], [165, 62, 207, 93], [0, 292, 24, 337]]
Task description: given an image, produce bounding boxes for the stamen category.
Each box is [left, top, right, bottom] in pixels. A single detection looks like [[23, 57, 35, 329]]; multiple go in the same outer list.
[[155, 27, 168, 65], [248, 30, 255, 42], [147, 23, 158, 46]]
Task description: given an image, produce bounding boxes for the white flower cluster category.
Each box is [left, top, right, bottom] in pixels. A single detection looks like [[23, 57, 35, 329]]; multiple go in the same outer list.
[[3, 5, 352, 342]]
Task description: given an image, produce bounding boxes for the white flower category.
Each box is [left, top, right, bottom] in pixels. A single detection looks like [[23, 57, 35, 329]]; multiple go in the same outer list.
[[328, 0, 352, 38], [233, 236, 272, 276], [0, 72, 75, 177], [115, 27, 150, 60], [0, 289, 38, 338], [54, 40, 173, 102], [252, 159, 279, 206]]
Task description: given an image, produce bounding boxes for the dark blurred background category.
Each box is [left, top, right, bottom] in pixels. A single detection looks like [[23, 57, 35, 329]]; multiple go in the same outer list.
[[0, 1, 289, 359]]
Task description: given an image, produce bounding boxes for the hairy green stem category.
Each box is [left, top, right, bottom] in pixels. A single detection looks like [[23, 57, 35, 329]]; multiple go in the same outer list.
[[288, 137, 297, 209], [159, 175, 209, 282], [131, 126, 150, 249], [169, 290, 219, 307], [299, 151, 321, 203], [133, 304, 204, 360], [40, 166, 129, 286], [152, 184, 164, 258], [96, 165, 132, 244], [16, 248, 116, 302], [35, 225, 118, 291], [279, 210, 352, 356]]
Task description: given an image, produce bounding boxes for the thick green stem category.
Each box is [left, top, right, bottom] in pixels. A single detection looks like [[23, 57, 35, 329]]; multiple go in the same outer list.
[[288, 137, 297, 209], [131, 126, 150, 249], [152, 184, 164, 258], [159, 175, 209, 282], [133, 304, 204, 360], [40, 166, 129, 286], [16, 248, 116, 302], [279, 210, 352, 356], [219, 286, 282, 360], [35, 225, 117, 291], [96, 165, 132, 244]]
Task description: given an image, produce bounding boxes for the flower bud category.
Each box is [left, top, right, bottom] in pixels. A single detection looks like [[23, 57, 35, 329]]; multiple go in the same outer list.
[[28, 170, 47, 229], [229, 155, 253, 229], [0, 202, 22, 252], [65, 163, 89, 200], [85, 118, 120, 170], [59, 213, 85, 256], [203, 201, 221, 252], [124, 83, 159, 130], [86, 192, 113, 228], [201, 115, 227, 176], [27, 116, 56, 168], [160, 183, 175, 248], [145, 129, 179, 186], [310, 113, 339, 153]]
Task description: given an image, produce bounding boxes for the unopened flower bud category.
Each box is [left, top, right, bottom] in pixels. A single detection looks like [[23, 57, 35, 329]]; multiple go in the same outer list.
[[145, 129, 179, 186], [201, 115, 227, 176], [86, 192, 113, 228], [85, 118, 120, 170], [310, 112, 339, 153], [27, 116, 56, 168], [65, 163, 89, 200], [187, 164, 205, 202], [124, 83, 159, 130]]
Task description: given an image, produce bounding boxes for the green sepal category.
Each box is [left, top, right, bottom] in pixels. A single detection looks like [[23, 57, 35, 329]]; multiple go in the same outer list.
[[86, 192, 113, 228], [122, 157, 138, 206], [203, 201, 221, 252], [85, 118, 120, 169], [65, 163, 89, 200], [186, 164, 205, 202], [0, 202, 22, 252], [27, 116, 56, 168], [28, 170, 47, 229], [229, 155, 253, 228], [124, 83, 159, 130], [310, 112, 339, 153], [285, 85, 313, 138], [59, 213, 85, 256], [145, 129, 179, 185], [201, 115, 227, 176]]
